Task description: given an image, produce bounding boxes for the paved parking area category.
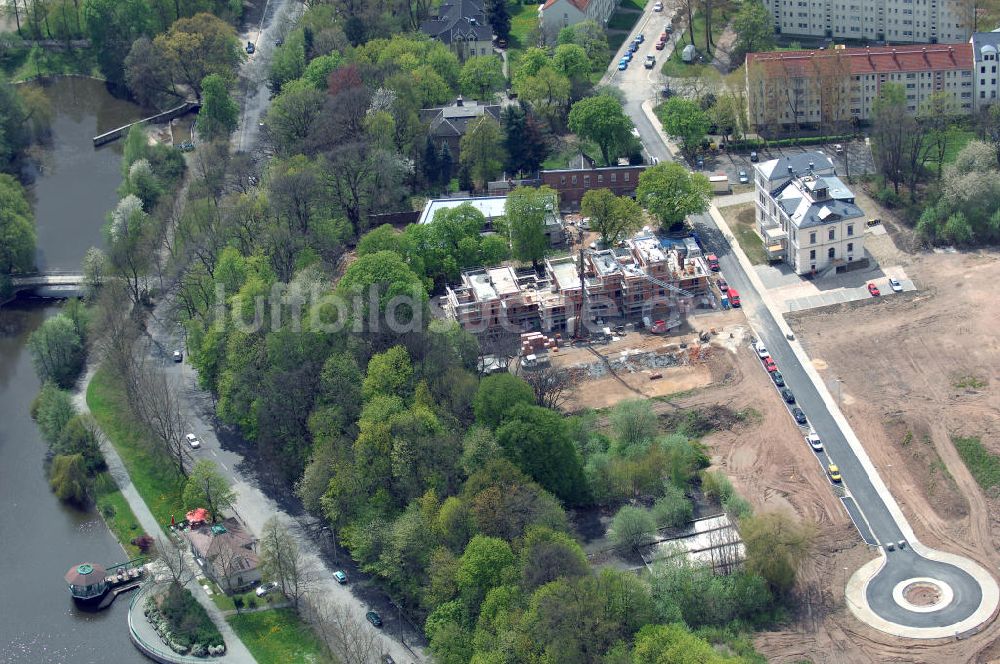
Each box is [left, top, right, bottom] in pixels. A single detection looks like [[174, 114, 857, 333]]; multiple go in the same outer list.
[[754, 255, 917, 313], [693, 139, 875, 185]]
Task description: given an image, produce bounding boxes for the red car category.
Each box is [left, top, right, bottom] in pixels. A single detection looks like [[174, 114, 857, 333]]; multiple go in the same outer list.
[[867, 282, 880, 297], [764, 357, 778, 372], [655, 40, 665, 50]]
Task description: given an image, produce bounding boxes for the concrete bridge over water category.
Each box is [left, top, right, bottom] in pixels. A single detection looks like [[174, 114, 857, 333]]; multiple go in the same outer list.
[[4, 271, 85, 304]]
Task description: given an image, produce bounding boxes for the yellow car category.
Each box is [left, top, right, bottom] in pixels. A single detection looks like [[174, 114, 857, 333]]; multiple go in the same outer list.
[[827, 464, 842, 482]]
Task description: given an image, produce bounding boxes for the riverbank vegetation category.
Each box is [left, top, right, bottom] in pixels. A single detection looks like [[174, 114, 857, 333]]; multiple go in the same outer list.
[[147, 582, 225, 655], [0, 173, 37, 296]]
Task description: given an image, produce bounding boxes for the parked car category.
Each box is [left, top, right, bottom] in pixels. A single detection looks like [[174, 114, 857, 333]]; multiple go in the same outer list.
[[867, 282, 881, 297], [827, 464, 842, 482], [644, 55, 656, 69], [792, 407, 808, 425], [246, 41, 255, 54], [753, 341, 769, 358], [274, 38, 283, 46], [382, 656, 396, 664], [780, 387, 796, 404], [185, 433, 201, 449], [696, 157, 704, 169], [655, 40, 666, 50], [738, 170, 749, 184], [653, 1, 663, 10], [717, 278, 728, 292], [660, 84, 674, 97], [624, 51, 633, 61], [771, 371, 785, 387], [333, 570, 347, 584], [764, 357, 778, 373], [888, 277, 903, 292], [806, 433, 823, 451], [749, 150, 759, 162], [618, 61, 628, 71], [665, 24, 673, 33], [366, 611, 383, 627], [635, 33, 644, 43], [834, 143, 844, 154], [173, 350, 183, 363], [255, 581, 278, 597]]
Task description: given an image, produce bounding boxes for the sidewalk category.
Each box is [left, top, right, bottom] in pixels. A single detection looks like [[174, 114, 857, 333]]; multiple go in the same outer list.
[[73, 366, 258, 664]]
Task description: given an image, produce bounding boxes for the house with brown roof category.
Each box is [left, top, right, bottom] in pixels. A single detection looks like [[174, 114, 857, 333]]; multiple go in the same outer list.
[[420, 97, 502, 163], [183, 517, 261, 594], [539, 0, 619, 40], [746, 43, 974, 134]]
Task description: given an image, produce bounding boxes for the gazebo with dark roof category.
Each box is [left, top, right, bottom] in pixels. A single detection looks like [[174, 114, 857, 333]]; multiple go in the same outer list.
[[65, 562, 108, 601]]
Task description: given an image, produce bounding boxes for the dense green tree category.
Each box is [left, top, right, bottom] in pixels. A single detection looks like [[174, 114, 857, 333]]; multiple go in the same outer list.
[[742, 510, 815, 596], [363, 345, 415, 401], [32, 382, 75, 445], [484, 0, 511, 41], [49, 454, 90, 505], [269, 31, 307, 91], [473, 374, 535, 428], [609, 505, 656, 549], [460, 115, 506, 191], [495, 404, 590, 505], [580, 189, 643, 247], [651, 483, 693, 527], [502, 103, 549, 175], [519, 526, 589, 591], [0, 173, 35, 275], [460, 56, 506, 101], [83, 0, 151, 88], [513, 66, 571, 128], [463, 459, 569, 540], [636, 162, 712, 230], [301, 53, 343, 90], [28, 314, 85, 389], [265, 80, 326, 156], [557, 20, 608, 69], [656, 97, 711, 160], [731, 1, 775, 65], [183, 460, 238, 521], [458, 535, 516, 605], [505, 185, 555, 270], [336, 250, 428, 335], [198, 74, 239, 140], [104, 194, 155, 305], [56, 414, 106, 475], [568, 95, 633, 166], [632, 623, 748, 663], [153, 13, 242, 101]]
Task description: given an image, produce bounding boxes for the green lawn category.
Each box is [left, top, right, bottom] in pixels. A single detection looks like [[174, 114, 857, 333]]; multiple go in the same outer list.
[[508, 1, 539, 53], [94, 472, 144, 558], [922, 127, 975, 172], [727, 204, 768, 265], [87, 367, 186, 531], [953, 436, 1000, 493], [620, 0, 645, 10], [0, 44, 100, 82], [228, 609, 327, 664]]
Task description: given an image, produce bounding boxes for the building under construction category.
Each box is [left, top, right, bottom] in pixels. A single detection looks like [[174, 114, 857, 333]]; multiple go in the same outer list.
[[441, 234, 712, 334]]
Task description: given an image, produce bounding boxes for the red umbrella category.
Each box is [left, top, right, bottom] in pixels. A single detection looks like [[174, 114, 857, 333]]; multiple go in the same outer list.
[[185, 508, 210, 524]]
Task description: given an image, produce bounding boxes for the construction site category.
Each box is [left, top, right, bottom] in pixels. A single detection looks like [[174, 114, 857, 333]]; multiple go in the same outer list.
[[441, 234, 718, 335]]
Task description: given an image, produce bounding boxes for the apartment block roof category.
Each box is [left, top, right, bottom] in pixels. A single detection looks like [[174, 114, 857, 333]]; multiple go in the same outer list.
[[543, 0, 592, 12], [747, 43, 973, 77]]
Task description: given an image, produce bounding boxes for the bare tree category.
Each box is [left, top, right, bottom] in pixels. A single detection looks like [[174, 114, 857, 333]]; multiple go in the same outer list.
[[154, 536, 195, 588], [131, 355, 191, 478], [304, 600, 382, 664], [705, 523, 743, 576], [259, 517, 312, 608], [518, 364, 572, 410], [478, 326, 519, 372]]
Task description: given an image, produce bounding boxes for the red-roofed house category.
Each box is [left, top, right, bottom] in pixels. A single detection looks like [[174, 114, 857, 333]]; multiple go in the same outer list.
[[745, 44, 974, 134], [539, 0, 619, 40]]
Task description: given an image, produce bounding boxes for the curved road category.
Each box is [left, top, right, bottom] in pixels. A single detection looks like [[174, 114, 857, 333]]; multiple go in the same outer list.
[[610, 0, 998, 638]]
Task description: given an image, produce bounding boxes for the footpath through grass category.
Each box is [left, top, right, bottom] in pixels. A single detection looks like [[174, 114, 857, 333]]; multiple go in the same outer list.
[[227, 609, 327, 664], [953, 436, 1000, 493], [87, 366, 185, 532]]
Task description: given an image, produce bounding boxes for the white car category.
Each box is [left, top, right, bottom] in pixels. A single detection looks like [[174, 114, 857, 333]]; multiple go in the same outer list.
[[256, 581, 278, 597], [834, 143, 844, 154], [752, 341, 769, 359], [888, 277, 903, 293], [806, 433, 823, 451], [185, 433, 201, 449], [653, 1, 663, 10]]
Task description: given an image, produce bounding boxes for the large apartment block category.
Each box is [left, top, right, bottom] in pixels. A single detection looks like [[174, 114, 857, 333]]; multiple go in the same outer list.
[[746, 43, 974, 132], [442, 235, 710, 333], [753, 152, 866, 275], [765, 0, 972, 44]]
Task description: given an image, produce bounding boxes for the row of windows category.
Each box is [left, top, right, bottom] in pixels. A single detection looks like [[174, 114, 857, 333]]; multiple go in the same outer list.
[[558, 172, 631, 186], [808, 244, 853, 261], [808, 225, 855, 244]]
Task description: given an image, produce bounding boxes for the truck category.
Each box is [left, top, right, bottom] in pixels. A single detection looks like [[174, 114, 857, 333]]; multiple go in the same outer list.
[[706, 254, 719, 271], [681, 44, 696, 63], [643, 316, 676, 334], [728, 288, 741, 307]]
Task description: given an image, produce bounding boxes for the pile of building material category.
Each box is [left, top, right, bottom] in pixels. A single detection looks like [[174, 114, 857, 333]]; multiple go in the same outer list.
[[521, 332, 560, 355]]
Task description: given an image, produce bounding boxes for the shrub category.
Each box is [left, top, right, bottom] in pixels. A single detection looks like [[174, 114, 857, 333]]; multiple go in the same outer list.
[[610, 505, 656, 550], [158, 582, 224, 649], [652, 483, 693, 528], [874, 187, 903, 209]]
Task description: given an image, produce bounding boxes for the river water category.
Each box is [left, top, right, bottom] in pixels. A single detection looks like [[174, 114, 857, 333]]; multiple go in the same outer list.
[[0, 77, 144, 663]]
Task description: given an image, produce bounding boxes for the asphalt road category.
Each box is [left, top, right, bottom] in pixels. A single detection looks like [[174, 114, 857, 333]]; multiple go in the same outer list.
[[608, 0, 986, 630]]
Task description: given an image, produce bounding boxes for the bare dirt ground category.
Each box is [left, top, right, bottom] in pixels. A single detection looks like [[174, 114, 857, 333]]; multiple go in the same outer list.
[[774, 248, 1000, 663], [556, 309, 748, 410]]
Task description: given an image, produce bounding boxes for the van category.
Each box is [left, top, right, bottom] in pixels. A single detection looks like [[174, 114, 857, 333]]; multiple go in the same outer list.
[[728, 288, 741, 307]]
